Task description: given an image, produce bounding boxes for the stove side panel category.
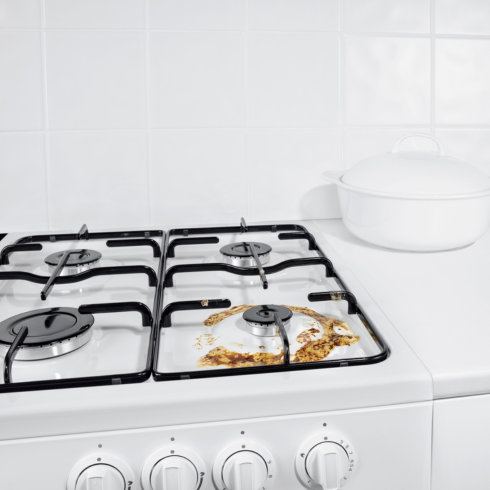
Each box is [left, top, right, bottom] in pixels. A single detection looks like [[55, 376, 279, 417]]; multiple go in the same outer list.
[[432, 394, 490, 490]]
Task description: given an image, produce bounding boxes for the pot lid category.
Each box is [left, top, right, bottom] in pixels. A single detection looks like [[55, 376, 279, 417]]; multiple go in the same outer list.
[[342, 134, 490, 196]]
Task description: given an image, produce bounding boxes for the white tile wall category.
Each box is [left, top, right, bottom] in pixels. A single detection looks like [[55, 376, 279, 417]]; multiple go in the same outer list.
[[0, 0, 489, 231]]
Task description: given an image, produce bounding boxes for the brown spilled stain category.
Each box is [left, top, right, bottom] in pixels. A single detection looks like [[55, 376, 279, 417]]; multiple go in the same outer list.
[[199, 304, 360, 368], [296, 327, 320, 344], [229, 342, 244, 349], [203, 304, 256, 326], [259, 345, 265, 350], [193, 333, 219, 351]]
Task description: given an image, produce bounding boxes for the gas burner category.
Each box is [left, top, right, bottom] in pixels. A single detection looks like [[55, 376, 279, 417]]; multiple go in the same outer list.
[[0, 307, 94, 360], [243, 305, 292, 337], [220, 242, 272, 267], [44, 249, 102, 276]]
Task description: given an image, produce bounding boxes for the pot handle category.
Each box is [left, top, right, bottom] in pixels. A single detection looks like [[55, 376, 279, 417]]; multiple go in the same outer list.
[[321, 170, 344, 184], [392, 134, 445, 156]]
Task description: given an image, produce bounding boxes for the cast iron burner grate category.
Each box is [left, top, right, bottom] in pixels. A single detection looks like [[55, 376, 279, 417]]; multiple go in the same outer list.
[[45, 249, 102, 276]]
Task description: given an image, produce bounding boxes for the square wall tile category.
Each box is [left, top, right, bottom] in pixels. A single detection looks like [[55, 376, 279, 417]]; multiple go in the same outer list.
[[435, 39, 490, 125], [45, 32, 146, 130], [436, 0, 490, 35], [343, 128, 431, 169], [435, 129, 490, 175], [0, 133, 47, 232], [48, 131, 149, 230], [149, 0, 244, 30], [248, 0, 339, 32], [0, 0, 41, 28], [344, 36, 430, 125], [149, 32, 245, 128], [248, 32, 339, 128], [344, 0, 430, 33], [249, 129, 341, 221], [0, 32, 44, 131], [45, 0, 145, 29], [150, 130, 247, 225]]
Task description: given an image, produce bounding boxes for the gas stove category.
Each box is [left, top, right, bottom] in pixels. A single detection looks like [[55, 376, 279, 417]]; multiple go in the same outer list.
[[0, 219, 433, 490]]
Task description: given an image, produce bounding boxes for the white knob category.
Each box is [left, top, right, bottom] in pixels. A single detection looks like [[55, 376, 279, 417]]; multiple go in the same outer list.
[[75, 464, 125, 490], [222, 451, 268, 490], [305, 443, 349, 490], [150, 456, 198, 490]]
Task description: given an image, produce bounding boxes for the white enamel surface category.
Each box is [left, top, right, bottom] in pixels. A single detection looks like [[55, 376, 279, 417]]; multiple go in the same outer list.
[[45, 31, 146, 130], [0, 221, 432, 442], [432, 394, 490, 490], [342, 134, 490, 196], [0, 402, 433, 490], [312, 219, 490, 399], [158, 230, 380, 376], [336, 182, 490, 251], [0, 232, 161, 385]]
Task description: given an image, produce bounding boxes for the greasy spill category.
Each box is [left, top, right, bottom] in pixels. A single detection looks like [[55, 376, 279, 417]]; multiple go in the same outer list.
[[193, 334, 220, 351], [198, 304, 360, 368], [296, 327, 320, 344]]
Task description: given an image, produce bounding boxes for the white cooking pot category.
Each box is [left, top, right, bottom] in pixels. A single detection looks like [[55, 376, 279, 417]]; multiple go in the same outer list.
[[322, 134, 490, 252]]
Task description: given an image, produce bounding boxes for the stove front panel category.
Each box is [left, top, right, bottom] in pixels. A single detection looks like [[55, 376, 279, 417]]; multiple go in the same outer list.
[[0, 401, 432, 490]]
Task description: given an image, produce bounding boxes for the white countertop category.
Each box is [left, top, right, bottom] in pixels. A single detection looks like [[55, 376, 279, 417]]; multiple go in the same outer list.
[[312, 218, 490, 400]]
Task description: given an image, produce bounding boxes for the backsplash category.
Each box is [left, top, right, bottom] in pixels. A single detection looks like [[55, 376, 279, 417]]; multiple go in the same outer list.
[[1, 0, 490, 231]]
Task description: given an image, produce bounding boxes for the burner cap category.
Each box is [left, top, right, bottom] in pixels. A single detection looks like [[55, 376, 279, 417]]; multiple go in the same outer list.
[[220, 242, 272, 258], [45, 249, 102, 268], [243, 305, 293, 326], [0, 307, 94, 347]]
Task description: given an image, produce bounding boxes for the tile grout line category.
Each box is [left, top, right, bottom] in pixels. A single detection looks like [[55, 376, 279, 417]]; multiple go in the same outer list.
[[144, 0, 152, 226], [245, 0, 250, 221], [2, 27, 490, 40], [430, 0, 436, 135], [339, 0, 345, 170], [40, 0, 51, 230]]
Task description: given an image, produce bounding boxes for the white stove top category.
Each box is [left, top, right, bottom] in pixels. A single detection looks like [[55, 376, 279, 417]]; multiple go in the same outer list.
[[158, 230, 381, 376], [0, 220, 432, 442], [0, 232, 162, 387]]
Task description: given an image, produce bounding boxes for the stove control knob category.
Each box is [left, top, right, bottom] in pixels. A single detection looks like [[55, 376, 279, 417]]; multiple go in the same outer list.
[[222, 451, 268, 490], [213, 442, 276, 490], [305, 443, 349, 489], [75, 464, 125, 490], [150, 456, 198, 490], [296, 433, 357, 489]]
